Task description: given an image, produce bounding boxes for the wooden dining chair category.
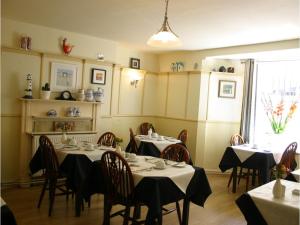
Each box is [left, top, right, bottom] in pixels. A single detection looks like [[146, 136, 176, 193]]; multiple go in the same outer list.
[[127, 128, 139, 154], [139, 122, 155, 135], [161, 144, 190, 164], [37, 135, 71, 216], [177, 129, 188, 145], [227, 134, 254, 191], [279, 142, 297, 174], [160, 144, 191, 224], [101, 151, 144, 225], [97, 131, 116, 147]]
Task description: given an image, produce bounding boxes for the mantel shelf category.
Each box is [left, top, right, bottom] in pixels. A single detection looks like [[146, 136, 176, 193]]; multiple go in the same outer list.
[[32, 116, 93, 120], [27, 131, 98, 135], [19, 98, 102, 105], [201, 70, 241, 76]]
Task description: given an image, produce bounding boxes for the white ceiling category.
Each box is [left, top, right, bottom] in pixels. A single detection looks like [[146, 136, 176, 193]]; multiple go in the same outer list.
[[2, 0, 300, 52]]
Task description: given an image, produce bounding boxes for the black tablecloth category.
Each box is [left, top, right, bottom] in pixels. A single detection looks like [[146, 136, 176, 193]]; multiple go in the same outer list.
[[1, 205, 18, 225], [84, 162, 211, 224], [219, 147, 276, 184], [30, 147, 92, 192], [29, 147, 94, 216], [236, 193, 268, 225]]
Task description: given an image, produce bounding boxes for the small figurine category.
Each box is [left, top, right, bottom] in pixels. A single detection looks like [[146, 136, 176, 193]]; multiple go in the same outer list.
[[23, 74, 33, 99], [62, 38, 74, 55]]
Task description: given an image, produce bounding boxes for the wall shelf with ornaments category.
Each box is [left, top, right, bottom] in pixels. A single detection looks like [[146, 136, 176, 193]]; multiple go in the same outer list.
[[18, 97, 102, 184]]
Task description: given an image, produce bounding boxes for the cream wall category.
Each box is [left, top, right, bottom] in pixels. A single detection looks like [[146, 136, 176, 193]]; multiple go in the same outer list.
[[2, 17, 299, 184], [1, 19, 159, 184]]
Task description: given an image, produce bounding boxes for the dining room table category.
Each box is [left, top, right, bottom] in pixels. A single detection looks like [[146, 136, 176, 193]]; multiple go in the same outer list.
[[236, 179, 300, 225], [29, 142, 114, 216], [219, 143, 292, 193], [83, 155, 212, 225], [131, 134, 182, 157]]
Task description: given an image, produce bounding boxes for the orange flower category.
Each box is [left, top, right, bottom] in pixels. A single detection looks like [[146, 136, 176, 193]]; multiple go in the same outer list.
[[288, 103, 297, 118]]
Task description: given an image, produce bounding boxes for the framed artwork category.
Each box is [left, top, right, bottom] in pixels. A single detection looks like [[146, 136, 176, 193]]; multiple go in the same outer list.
[[50, 62, 78, 91], [91, 68, 106, 85], [218, 80, 236, 98], [130, 58, 140, 69]]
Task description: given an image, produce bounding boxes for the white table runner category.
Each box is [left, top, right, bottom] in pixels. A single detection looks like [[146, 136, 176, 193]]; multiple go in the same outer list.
[[129, 156, 195, 194], [231, 144, 284, 164], [248, 180, 300, 225], [135, 135, 181, 152], [55, 144, 115, 164]]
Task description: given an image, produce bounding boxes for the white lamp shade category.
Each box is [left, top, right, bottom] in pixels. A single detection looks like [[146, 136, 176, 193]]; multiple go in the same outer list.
[[147, 31, 181, 47]]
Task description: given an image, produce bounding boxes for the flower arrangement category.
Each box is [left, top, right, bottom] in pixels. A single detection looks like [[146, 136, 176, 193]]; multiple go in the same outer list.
[[115, 137, 123, 145], [261, 95, 297, 134], [274, 163, 287, 179]]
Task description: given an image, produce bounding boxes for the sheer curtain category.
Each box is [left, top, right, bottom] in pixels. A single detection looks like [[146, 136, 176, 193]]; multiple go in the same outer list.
[[240, 59, 255, 143]]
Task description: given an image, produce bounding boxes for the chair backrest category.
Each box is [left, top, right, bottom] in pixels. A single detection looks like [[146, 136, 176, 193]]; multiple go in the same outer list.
[[39, 135, 60, 177], [127, 128, 139, 154], [280, 142, 297, 173], [97, 132, 116, 147], [101, 151, 135, 204], [140, 122, 155, 135], [161, 144, 190, 163], [178, 129, 188, 145], [230, 134, 244, 146]]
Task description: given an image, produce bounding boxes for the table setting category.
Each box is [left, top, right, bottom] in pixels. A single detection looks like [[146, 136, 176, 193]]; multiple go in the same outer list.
[[133, 133, 182, 157], [236, 179, 300, 225], [83, 154, 211, 225]]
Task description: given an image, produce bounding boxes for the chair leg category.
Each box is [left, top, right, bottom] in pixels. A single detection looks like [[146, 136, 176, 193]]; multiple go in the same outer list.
[[227, 172, 233, 187], [175, 201, 182, 224], [48, 179, 57, 216], [245, 169, 250, 192], [251, 169, 256, 186], [37, 179, 48, 208], [122, 206, 130, 225], [237, 167, 243, 184]]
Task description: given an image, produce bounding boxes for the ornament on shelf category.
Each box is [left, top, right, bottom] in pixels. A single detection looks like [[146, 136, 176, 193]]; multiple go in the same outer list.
[[62, 38, 74, 55], [23, 74, 33, 99], [20, 36, 32, 50]]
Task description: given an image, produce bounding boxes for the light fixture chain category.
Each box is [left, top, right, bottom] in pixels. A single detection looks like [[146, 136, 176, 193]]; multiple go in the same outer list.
[[164, 0, 169, 18]]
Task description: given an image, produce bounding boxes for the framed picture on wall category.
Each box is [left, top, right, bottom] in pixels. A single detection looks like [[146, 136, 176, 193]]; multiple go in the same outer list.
[[51, 62, 78, 91], [91, 68, 106, 85], [130, 58, 140, 69], [218, 80, 236, 98]]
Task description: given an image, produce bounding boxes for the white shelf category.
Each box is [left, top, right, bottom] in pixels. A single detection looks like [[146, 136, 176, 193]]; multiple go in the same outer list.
[[19, 98, 102, 105], [32, 116, 93, 120], [27, 131, 98, 135]]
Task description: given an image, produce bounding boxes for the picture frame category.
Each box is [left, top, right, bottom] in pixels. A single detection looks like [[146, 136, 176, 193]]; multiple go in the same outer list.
[[130, 58, 140, 69], [50, 62, 78, 91], [218, 80, 236, 98], [91, 68, 106, 85]]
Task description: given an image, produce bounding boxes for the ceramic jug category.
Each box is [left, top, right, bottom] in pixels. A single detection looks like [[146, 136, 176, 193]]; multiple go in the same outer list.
[[94, 87, 104, 102], [85, 89, 94, 102]]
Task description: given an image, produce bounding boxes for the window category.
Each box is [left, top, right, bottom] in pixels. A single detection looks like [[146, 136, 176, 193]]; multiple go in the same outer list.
[[250, 60, 300, 148]]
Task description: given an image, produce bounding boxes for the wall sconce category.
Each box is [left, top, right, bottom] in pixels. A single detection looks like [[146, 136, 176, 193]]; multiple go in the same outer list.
[[129, 70, 142, 88]]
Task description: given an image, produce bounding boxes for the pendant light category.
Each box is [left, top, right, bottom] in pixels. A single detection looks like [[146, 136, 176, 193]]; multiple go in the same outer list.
[[147, 0, 181, 47]]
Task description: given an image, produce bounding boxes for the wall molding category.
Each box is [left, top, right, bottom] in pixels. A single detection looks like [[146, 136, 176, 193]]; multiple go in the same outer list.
[[1, 114, 21, 118], [99, 114, 240, 125], [2, 46, 117, 67]]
